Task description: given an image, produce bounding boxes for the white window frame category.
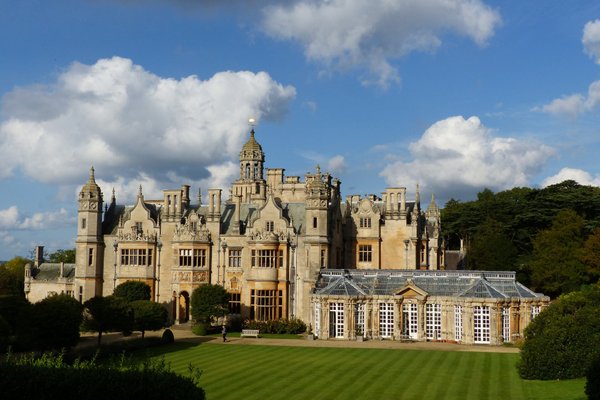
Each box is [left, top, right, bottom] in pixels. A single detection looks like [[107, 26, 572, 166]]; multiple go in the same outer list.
[[355, 304, 365, 338], [502, 307, 511, 343], [426, 303, 441, 340], [402, 303, 418, 339], [379, 303, 394, 339], [531, 305, 541, 319], [329, 303, 344, 338], [473, 305, 491, 344], [454, 305, 463, 342]]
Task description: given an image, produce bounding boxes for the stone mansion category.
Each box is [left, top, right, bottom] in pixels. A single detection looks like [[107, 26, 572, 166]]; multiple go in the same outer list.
[[25, 128, 548, 344]]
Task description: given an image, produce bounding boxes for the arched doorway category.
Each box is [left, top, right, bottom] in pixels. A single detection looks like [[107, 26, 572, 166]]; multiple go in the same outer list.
[[178, 291, 190, 323]]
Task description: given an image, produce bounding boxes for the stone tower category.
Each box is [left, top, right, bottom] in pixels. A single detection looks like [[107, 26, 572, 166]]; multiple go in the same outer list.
[[74, 167, 105, 302], [232, 129, 266, 204]]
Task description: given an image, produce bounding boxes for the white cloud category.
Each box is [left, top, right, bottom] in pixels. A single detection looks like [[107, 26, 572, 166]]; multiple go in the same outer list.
[[542, 167, 600, 187], [262, 0, 500, 87], [0, 57, 296, 197], [0, 206, 75, 230], [327, 155, 346, 175], [583, 19, 600, 64], [380, 116, 555, 200], [538, 80, 600, 117]]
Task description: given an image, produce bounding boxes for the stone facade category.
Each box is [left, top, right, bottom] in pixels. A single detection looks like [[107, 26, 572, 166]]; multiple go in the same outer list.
[[24, 128, 546, 343]]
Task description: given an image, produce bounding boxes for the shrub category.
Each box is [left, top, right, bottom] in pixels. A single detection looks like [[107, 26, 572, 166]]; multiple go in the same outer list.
[[190, 285, 229, 325], [0, 352, 205, 400], [161, 329, 175, 344], [82, 296, 133, 346], [518, 285, 600, 380], [131, 300, 168, 339], [192, 323, 208, 336], [113, 281, 151, 302], [587, 355, 600, 400], [0, 295, 30, 334], [16, 294, 83, 351], [242, 319, 306, 334]]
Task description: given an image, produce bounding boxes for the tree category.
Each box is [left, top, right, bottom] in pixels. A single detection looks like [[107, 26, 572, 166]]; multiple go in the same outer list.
[[0, 295, 30, 335], [0, 256, 29, 295], [191, 284, 229, 326], [131, 300, 168, 339], [466, 218, 518, 271], [82, 296, 133, 346], [47, 249, 76, 263], [528, 210, 587, 297], [17, 294, 83, 351], [518, 285, 600, 380], [113, 281, 151, 302], [580, 228, 600, 283]]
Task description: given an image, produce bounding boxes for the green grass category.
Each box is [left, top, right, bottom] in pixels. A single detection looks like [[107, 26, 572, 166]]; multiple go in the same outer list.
[[141, 342, 586, 400]]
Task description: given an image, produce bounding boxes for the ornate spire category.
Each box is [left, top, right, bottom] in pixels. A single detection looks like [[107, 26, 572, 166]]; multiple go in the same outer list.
[[111, 188, 116, 204], [89, 166, 95, 181], [138, 185, 143, 199], [198, 188, 202, 206]]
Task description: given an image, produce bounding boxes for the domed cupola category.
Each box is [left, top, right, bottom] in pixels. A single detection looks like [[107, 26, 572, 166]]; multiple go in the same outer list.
[[239, 129, 265, 181]]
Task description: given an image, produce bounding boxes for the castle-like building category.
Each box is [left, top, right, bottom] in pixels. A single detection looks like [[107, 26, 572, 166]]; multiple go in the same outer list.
[[25, 128, 548, 344]]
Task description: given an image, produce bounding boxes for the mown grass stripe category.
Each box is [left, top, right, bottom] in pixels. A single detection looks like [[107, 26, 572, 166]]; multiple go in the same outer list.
[[142, 343, 585, 400]]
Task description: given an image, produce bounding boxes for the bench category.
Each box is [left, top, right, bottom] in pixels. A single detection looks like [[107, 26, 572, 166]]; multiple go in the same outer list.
[[241, 329, 260, 338]]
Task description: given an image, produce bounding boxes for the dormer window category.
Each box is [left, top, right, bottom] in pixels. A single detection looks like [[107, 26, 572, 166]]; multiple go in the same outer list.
[[359, 217, 371, 228]]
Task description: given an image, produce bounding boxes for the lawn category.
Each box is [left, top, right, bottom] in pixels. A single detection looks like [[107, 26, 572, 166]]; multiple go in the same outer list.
[[143, 342, 586, 400]]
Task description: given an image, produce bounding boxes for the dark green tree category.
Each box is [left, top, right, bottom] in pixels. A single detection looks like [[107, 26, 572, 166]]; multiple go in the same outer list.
[[17, 293, 83, 351], [131, 300, 168, 339], [191, 284, 229, 326], [0, 295, 30, 335], [82, 295, 133, 346], [113, 281, 151, 302], [528, 209, 587, 297], [518, 285, 600, 380], [466, 218, 518, 271], [580, 228, 600, 283], [0, 256, 29, 295], [47, 249, 76, 263]]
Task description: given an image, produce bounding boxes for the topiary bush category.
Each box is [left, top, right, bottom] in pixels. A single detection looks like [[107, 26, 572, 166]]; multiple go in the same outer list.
[[113, 281, 151, 302], [518, 285, 600, 380]]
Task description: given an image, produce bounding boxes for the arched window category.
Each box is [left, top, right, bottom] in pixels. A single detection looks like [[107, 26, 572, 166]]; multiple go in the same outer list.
[[245, 164, 250, 179]]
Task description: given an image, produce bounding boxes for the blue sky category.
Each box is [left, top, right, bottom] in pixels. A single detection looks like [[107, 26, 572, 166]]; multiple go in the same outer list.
[[1, 0, 600, 259]]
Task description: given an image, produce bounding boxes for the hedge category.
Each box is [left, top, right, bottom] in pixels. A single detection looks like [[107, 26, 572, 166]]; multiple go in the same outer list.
[[0, 352, 205, 400], [243, 318, 306, 334]]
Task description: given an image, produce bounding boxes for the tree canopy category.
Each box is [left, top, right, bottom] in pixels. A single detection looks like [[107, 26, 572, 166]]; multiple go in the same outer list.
[[131, 300, 168, 339], [0, 256, 29, 295], [442, 180, 600, 296], [191, 284, 229, 325], [82, 295, 133, 346], [113, 281, 151, 302], [47, 249, 76, 263], [518, 285, 600, 380]]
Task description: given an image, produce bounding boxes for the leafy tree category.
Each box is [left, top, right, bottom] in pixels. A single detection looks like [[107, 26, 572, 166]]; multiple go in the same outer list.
[[518, 285, 600, 380], [0, 295, 30, 335], [466, 218, 517, 271], [131, 300, 168, 339], [47, 249, 76, 263], [113, 281, 151, 302], [0, 256, 29, 295], [191, 284, 229, 326], [17, 294, 83, 351], [580, 228, 600, 283], [587, 354, 600, 400], [83, 296, 133, 346], [528, 210, 587, 297]]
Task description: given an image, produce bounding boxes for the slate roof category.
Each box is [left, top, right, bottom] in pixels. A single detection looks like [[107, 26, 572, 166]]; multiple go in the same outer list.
[[314, 269, 544, 299], [32, 263, 76, 281]]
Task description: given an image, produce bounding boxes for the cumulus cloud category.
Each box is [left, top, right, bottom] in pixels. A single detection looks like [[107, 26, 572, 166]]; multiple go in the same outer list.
[[0, 206, 75, 230], [327, 155, 346, 175], [380, 116, 555, 200], [542, 167, 600, 187], [583, 19, 600, 64], [262, 0, 500, 87], [0, 57, 296, 197], [538, 80, 600, 117]]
